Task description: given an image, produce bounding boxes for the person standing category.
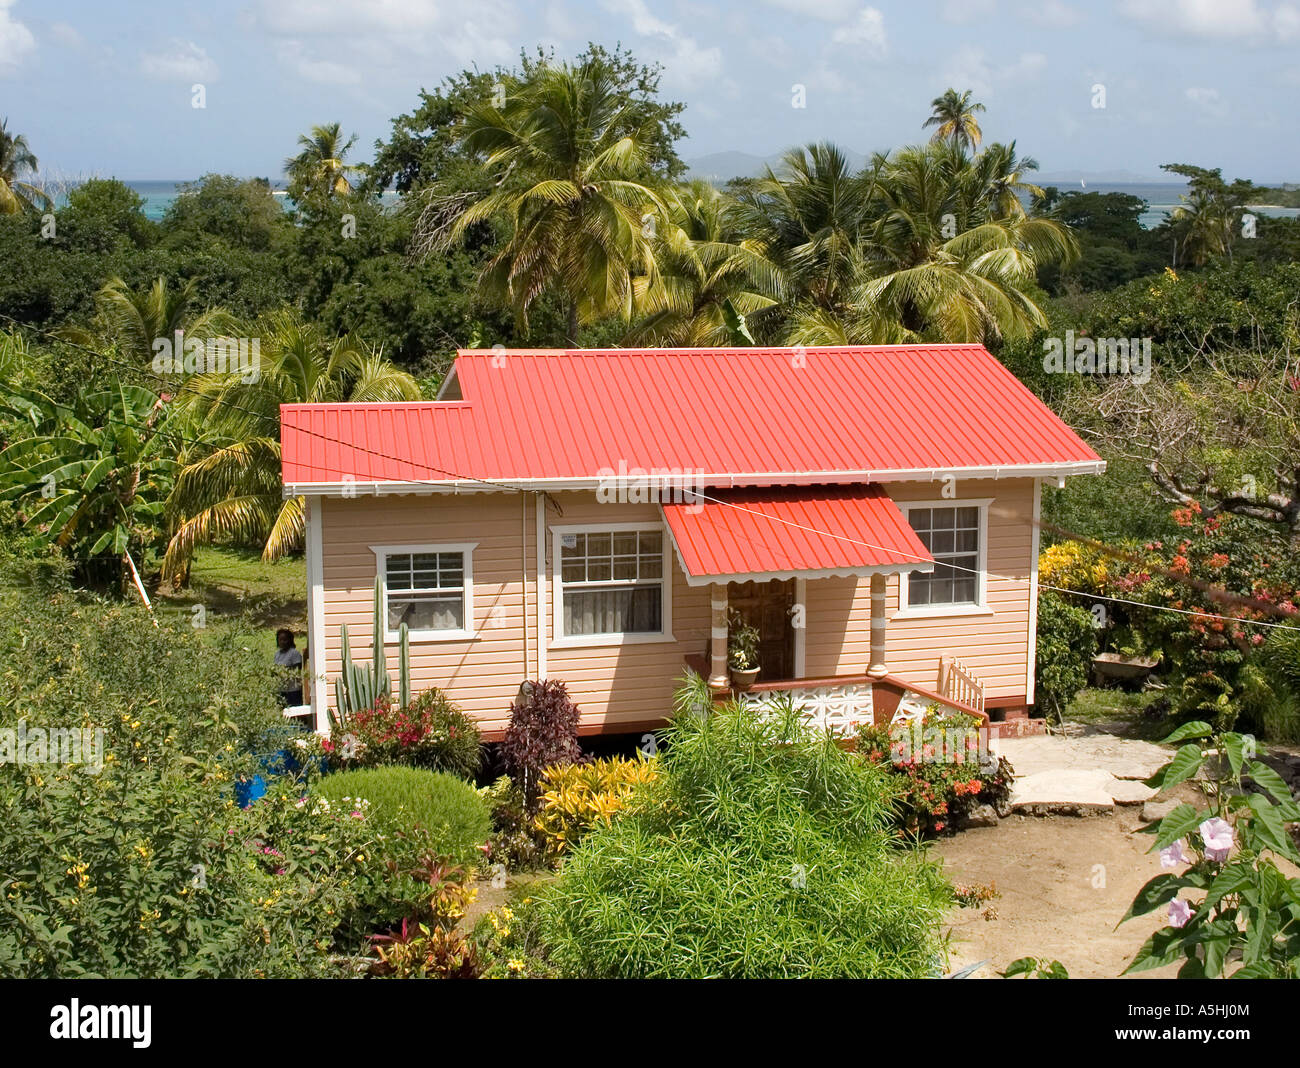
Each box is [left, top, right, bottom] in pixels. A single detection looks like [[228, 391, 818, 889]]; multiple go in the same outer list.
[[274, 628, 304, 708]]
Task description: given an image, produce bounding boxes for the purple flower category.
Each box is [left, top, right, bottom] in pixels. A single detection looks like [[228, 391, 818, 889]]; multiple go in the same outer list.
[[1168, 898, 1193, 928], [1160, 839, 1193, 868], [1199, 817, 1234, 862]]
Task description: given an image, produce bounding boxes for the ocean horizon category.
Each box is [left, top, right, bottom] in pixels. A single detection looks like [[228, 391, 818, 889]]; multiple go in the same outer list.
[[85, 179, 1300, 231]]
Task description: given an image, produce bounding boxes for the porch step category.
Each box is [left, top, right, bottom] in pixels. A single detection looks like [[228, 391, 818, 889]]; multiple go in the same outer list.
[[989, 718, 1048, 739]]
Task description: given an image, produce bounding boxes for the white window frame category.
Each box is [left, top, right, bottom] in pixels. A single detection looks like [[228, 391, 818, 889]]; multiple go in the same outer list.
[[369, 542, 478, 642], [894, 499, 994, 620], [550, 521, 675, 648]]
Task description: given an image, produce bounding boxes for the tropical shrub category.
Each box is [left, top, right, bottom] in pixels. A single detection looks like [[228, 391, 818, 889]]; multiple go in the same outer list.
[[536, 695, 951, 978], [500, 680, 582, 810], [314, 766, 490, 871], [0, 590, 375, 977], [857, 707, 1014, 836], [1123, 721, 1300, 977], [479, 775, 545, 871], [365, 863, 481, 979], [329, 689, 483, 780], [472, 899, 558, 979], [1035, 590, 1098, 719], [534, 756, 658, 860]]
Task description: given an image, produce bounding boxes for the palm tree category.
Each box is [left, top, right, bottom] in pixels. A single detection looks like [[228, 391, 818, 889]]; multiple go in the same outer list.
[[1170, 187, 1233, 267], [284, 122, 363, 200], [923, 89, 986, 153], [732, 143, 877, 321], [625, 181, 782, 346], [161, 310, 422, 585], [59, 276, 235, 367], [426, 57, 669, 344], [0, 117, 51, 214]]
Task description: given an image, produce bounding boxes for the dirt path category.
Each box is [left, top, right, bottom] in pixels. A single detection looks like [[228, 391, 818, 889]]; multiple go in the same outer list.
[[933, 798, 1199, 979]]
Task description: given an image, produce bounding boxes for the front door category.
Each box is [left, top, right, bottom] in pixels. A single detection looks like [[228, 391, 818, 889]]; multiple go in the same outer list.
[[727, 579, 796, 682]]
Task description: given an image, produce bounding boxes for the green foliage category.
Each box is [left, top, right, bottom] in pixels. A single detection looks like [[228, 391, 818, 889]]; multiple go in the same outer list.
[[331, 578, 407, 725], [1123, 722, 1300, 978], [0, 588, 374, 977], [726, 608, 761, 670], [1001, 956, 1069, 978], [535, 695, 951, 977], [479, 775, 546, 871], [857, 707, 1014, 835], [313, 766, 491, 872], [1035, 590, 1098, 720]]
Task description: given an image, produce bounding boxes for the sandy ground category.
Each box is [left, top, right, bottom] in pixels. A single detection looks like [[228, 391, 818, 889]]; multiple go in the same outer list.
[[933, 786, 1203, 979]]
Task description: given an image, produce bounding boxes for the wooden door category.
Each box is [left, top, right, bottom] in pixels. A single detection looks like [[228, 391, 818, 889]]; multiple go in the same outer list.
[[727, 579, 796, 682]]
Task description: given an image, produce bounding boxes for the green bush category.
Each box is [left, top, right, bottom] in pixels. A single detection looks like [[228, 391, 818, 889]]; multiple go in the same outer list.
[[314, 766, 490, 871], [535, 695, 951, 978], [1035, 590, 1098, 719], [0, 589, 375, 977]]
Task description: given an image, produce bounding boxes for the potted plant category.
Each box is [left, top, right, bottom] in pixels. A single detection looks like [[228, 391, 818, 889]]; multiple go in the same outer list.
[[728, 610, 761, 688]]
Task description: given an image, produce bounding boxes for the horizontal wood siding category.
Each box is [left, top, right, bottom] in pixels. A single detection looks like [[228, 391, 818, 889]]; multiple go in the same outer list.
[[318, 479, 1035, 736], [319, 492, 709, 737], [802, 479, 1035, 700]]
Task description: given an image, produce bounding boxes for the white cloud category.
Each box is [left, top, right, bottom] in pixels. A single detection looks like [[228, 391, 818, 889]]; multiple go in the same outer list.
[[830, 7, 887, 54], [941, 0, 996, 24], [1121, 0, 1300, 42], [1025, 0, 1081, 27], [761, 0, 862, 20], [0, 0, 35, 77], [276, 41, 361, 85], [140, 40, 219, 82], [941, 46, 1045, 99], [601, 0, 723, 87], [49, 22, 83, 49], [1185, 86, 1228, 118]]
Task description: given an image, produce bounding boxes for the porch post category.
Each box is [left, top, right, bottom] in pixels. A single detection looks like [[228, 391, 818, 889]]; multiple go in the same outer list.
[[866, 572, 888, 678], [708, 583, 730, 698]]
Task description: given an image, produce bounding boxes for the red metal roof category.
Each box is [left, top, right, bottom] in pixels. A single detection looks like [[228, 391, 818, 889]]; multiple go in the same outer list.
[[280, 345, 1102, 489], [662, 485, 935, 584]]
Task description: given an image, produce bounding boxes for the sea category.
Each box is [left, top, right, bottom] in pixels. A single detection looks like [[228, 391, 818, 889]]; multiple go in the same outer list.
[[121, 180, 1299, 230]]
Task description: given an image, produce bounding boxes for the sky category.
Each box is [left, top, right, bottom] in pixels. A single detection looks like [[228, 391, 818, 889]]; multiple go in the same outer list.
[[3, 0, 1299, 184]]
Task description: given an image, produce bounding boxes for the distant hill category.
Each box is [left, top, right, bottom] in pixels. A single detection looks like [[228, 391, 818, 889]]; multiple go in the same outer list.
[[685, 148, 869, 182]]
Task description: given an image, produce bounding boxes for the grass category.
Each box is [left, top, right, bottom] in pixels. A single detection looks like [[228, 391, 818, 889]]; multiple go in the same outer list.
[[151, 544, 306, 661], [1061, 686, 1167, 740]]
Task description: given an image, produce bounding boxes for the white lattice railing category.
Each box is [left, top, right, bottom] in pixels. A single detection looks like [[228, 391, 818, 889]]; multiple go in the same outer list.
[[738, 682, 874, 737], [939, 657, 985, 714]]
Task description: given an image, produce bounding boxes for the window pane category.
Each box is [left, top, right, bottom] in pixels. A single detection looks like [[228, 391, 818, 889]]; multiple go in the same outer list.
[[389, 594, 463, 632], [639, 531, 662, 554], [587, 533, 611, 557], [956, 507, 979, 527], [910, 508, 932, 532], [588, 559, 612, 581], [613, 533, 638, 555], [640, 555, 662, 579], [561, 534, 584, 558], [953, 576, 976, 603], [932, 507, 955, 529], [564, 584, 662, 636], [561, 562, 584, 583], [613, 558, 638, 580], [930, 530, 955, 555], [908, 573, 930, 606], [955, 529, 978, 553]]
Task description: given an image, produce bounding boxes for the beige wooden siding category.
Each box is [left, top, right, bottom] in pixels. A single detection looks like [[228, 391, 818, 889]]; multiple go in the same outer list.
[[318, 491, 710, 737], [317, 478, 1036, 737], [802, 478, 1035, 700]]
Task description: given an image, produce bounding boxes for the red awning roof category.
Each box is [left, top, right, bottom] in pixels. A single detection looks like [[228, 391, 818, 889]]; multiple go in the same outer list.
[[661, 485, 934, 585], [280, 345, 1104, 492]]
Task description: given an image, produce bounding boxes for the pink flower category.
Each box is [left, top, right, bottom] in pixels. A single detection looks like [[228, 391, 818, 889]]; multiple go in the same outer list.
[[1168, 898, 1193, 928], [1160, 839, 1193, 868], [1199, 817, 1233, 862]]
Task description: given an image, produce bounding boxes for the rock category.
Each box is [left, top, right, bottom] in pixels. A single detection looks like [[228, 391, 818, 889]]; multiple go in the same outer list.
[[1141, 799, 1179, 823], [962, 804, 999, 828], [1109, 778, 1158, 805], [995, 796, 1014, 818], [1010, 769, 1116, 815]]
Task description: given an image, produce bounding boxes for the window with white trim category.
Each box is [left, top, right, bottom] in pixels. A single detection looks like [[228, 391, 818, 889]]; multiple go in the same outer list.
[[905, 506, 980, 607], [558, 529, 664, 637], [372, 545, 475, 639]]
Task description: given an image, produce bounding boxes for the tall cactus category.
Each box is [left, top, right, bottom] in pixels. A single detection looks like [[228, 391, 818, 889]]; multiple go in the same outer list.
[[331, 575, 413, 727]]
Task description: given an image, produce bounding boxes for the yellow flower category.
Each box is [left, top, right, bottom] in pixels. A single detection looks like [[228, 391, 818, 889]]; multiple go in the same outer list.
[[508, 960, 525, 973]]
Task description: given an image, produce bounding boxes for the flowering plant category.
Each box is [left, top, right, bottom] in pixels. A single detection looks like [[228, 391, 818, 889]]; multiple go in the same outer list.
[[1123, 720, 1300, 977]]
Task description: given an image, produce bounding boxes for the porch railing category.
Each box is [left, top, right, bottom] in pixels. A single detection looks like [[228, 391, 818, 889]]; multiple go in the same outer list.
[[939, 657, 985, 716]]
